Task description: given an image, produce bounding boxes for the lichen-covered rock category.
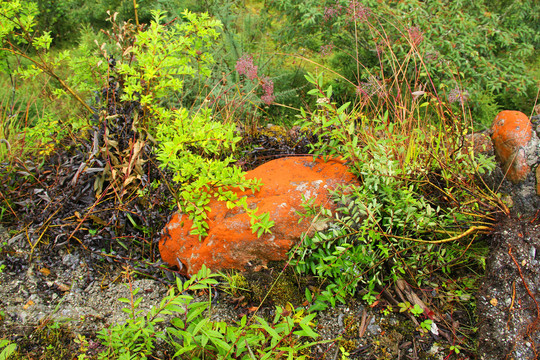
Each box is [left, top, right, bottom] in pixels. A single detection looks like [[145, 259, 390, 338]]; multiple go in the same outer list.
[[491, 110, 532, 183], [159, 156, 359, 275], [486, 110, 540, 217]]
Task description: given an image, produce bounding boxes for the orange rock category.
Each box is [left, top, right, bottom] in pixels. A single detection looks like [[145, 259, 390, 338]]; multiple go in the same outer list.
[[159, 156, 359, 275], [491, 110, 532, 183]]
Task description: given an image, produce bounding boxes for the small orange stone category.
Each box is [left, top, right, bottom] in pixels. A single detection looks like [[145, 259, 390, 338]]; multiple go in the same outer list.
[[464, 132, 493, 155], [491, 110, 532, 183], [159, 156, 359, 275]]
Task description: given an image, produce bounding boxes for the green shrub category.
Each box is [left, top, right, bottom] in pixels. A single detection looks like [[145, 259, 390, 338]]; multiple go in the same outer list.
[[0, 1, 96, 161], [290, 72, 496, 310], [98, 266, 320, 359], [1, 3, 274, 238], [110, 9, 273, 238]]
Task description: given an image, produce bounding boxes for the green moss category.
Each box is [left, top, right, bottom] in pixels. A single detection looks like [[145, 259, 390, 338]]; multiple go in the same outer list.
[[229, 263, 306, 308], [257, 124, 316, 148], [220, 271, 251, 298], [338, 338, 358, 355], [10, 322, 81, 360], [266, 273, 302, 307], [260, 124, 288, 137]]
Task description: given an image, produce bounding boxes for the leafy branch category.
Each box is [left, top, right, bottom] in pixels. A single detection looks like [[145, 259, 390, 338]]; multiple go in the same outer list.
[[0, 1, 94, 114]]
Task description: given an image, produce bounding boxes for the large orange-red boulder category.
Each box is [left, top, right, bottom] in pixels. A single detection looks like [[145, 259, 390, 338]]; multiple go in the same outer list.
[[159, 156, 359, 275], [491, 110, 532, 183]]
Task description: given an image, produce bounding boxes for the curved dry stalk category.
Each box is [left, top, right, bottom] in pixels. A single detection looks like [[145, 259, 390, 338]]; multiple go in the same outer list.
[[384, 225, 492, 244]]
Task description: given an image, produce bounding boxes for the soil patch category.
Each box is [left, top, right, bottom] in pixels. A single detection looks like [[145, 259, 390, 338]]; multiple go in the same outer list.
[[477, 216, 540, 359]]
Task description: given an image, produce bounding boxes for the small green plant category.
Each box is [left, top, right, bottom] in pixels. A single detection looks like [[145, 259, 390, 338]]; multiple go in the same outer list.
[[249, 211, 276, 238], [450, 344, 462, 354], [166, 301, 319, 359], [397, 301, 433, 334], [97, 265, 219, 359], [97, 265, 321, 359], [398, 301, 423, 316], [74, 333, 90, 359], [410, 303, 424, 317], [381, 305, 393, 316], [419, 319, 433, 333], [338, 345, 351, 360]]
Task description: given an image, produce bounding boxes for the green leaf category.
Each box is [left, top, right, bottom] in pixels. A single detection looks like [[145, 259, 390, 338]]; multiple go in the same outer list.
[[304, 73, 316, 84], [187, 302, 209, 323], [134, 297, 143, 308], [191, 318, 209, 336], [295, 313, 318, 338], [0, 343, 17, 360], [317, 73, 324, 88], [255, 317, 280, 340], [210, 337, 231, 353], [336, 102, 350, 114], [304, 288, 313, 302]]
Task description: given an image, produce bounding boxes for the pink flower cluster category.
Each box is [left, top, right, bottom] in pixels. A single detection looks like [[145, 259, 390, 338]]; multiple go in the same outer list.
[[324, 2, 342, 21], [235, 55, 258, 80], [320, 43, 335, 57], [346, 1, 370, 22], [324, 0, 370, 23], [261, 77, 276, 105], [425, 51, 440, 63], [235, 54, 275, 105]]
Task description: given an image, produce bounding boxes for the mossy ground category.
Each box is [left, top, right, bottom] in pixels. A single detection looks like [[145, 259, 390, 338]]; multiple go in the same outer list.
[[8, 321, 84, 359], [221, 261, 309, 308]]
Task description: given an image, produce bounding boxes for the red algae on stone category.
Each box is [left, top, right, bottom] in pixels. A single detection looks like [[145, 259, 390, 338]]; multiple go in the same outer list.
[[159, 156, 359, 275], [491, 110, 532, 183]]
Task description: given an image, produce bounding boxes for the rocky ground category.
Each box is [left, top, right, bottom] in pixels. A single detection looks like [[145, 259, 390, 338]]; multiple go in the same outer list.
[[1, 215, 538, 359], [0, 224, 466, 359], [477, 217, 540, 360]]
